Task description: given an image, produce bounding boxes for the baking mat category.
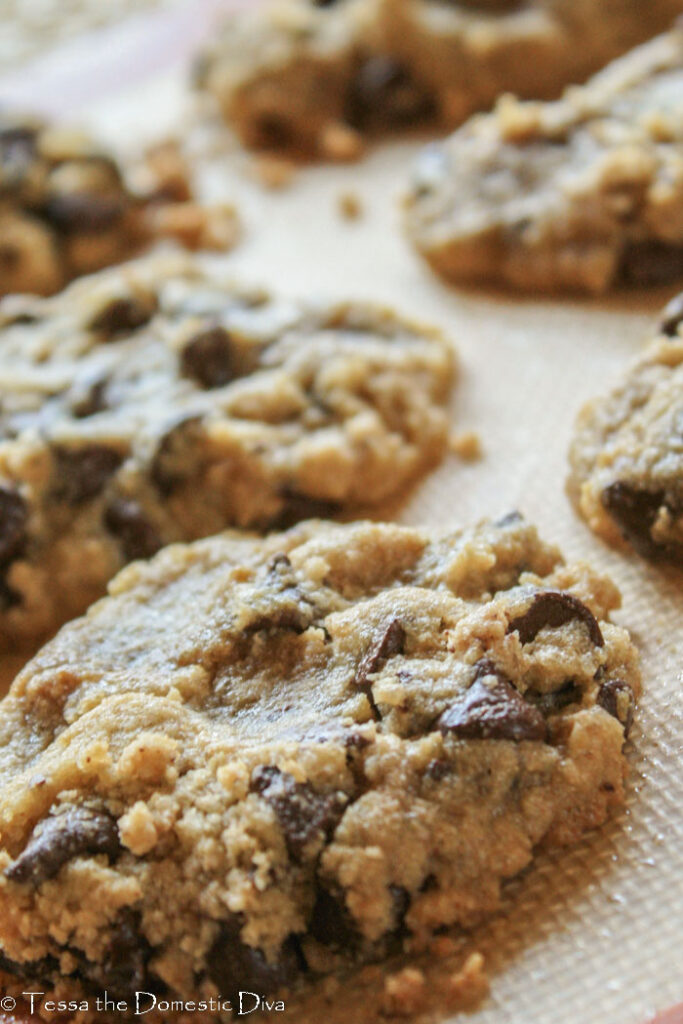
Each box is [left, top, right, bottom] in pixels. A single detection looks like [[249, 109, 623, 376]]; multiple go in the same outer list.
[[1, 8, 682, 1023]]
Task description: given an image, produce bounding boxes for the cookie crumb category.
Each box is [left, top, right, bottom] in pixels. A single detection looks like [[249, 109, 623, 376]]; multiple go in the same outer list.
[[338, 191, 363, 220], [449, 430, 483, 461], [383, 966, 426, 1016], [140, 139, 193, 203], [118, 801, 158, 856], [250, 155, 296, 190], [445, 952, 489, 1010], [320, 122, 364, 163], [148, 201, 240, 251]]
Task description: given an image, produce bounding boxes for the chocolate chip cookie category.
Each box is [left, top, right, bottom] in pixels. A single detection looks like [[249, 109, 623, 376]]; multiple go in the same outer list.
[[0, 253, 454, 650], [0, 115, 240, 299], [0, 514, 640, 1016], [196, 0, 683, 160], [404, 26, 683, 293], [568, 293, 683, 564], [0, 114, 149, 298]]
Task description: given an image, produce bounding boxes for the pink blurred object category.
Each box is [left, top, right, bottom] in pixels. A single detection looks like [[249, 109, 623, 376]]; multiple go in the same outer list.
[[646, 1005, 683, 1024], [0, 0, 249, 117]]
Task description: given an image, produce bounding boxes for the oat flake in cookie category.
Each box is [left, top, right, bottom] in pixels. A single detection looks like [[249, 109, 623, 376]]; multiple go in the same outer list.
[[568, 294, 683, 565], [405, 27, 683, 294], [196, 0, 683, 161], [0, 515, 640, 1016], [0, 253, 453, 650]]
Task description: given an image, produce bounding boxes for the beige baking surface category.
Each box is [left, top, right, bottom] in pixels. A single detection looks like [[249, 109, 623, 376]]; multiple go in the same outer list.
[[2, 41, 683, 1024]]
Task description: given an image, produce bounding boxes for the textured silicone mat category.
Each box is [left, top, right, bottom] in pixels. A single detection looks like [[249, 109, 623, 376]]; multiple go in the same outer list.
[[1, 8, 682, 1023]]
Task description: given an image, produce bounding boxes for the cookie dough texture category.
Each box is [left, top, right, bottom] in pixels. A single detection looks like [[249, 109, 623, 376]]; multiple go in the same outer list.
[[0, 254, 454, 650], [568, 294, 683, 564], [197, 0, 683, 160], [0, 515, 640, 1016], [0, 114, 148, 298], [405, 27, 683, 294]]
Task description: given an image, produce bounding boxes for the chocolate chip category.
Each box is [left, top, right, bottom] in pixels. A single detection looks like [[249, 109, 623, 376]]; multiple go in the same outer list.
[[88, 295, 156, 337], [251, 766, 346, 862], [658, 292, 683, 337], [425, 758, 451, 782], [0, 574, 21, 610], [618, 241, 683, 288], [0, 951, 59, 983], [180, 326, 235, 389], [53, 445, 123, 504], [507, 590, 604, 647], [345, 57, 435, 131], [206, 916, 303, 1009], [5, 805, 121, 886], [353, 617, 405, 720], [254, 113, 293, 149], [150, 416, 202, 494], [104, 499, 162, 562], [528, 679, 583, 715], [45, 193, 125, 233], [355, 618, 405, 685], [495, 510, 524, 528], [438, 659, 547, 742], [389, 885, 410, 932], [71, 379, 109, 418], [597, 679, 635, 737], [602, 482, 683, 564], [96, 909, 154, 1001], [272, 493, 343, 530], [309, 886, 356, 947], [0, 486, 28, 564]]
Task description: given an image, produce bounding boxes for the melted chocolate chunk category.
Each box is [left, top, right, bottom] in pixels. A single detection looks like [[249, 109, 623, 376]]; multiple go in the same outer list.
[[597, 679, 635, 737], [5, 805, 121, 886], [602, 482, 683, 564], [0, 486, 28, 564], [251, 766, 346, 862], [0, 574, 21, 611], [92, 909, 154, 1001], [0, 951, 59, 983], [507, 590, 604, 647], [658, 292, 683, 338], [254, 113, 293, 149], [104, 499, 162, 562], [206, 917, 303, 1009], [71, 379, 109, 418], [438, 659, 547, 742], [353, 617, 405, 720], [345, 57, 435, 131], [425, 758, 451, 782], [88, 295, 156, 337], [309, 886, 356, 947], [150, 416, 202, 494], [272, 493, 343, 530], [45, 193, 125, 233], [528, 679, 583, 715], [180, 326, 235, 389], [53, 445, 123, 504], [618, 241, 683, 288], [355, 618, 405, 683]]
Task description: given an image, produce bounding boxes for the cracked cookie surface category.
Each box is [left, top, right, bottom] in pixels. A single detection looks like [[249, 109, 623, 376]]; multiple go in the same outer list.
[[568, 293, 683, 564], [404, 27, 683, 293], [0, 253, 453, 650], [197, 0, 683, 160], [0, 515, 640, 1016]]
